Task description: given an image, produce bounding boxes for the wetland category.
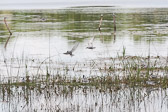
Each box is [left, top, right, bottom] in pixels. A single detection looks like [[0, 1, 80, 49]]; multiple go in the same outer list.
[[0, 6, 168, 112]]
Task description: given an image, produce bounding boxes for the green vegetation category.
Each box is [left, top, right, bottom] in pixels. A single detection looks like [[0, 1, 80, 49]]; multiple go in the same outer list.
[[1, 55, 168, 90]]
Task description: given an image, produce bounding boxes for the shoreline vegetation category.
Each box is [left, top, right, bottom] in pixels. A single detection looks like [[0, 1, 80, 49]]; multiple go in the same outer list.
[[1, 55, 168, 90]]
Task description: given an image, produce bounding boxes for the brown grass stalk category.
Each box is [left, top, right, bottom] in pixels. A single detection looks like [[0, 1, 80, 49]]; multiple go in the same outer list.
[[4, 17, 12, 35], [4, 35, 11, 49], [98, 14, 103, 33], [113, 14, 116, 34]]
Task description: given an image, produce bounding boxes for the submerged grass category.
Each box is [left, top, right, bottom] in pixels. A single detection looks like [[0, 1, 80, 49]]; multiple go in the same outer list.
[[1, 71, 168, 90], [0, 55, 168, 112], [1, 54, 168, 94]]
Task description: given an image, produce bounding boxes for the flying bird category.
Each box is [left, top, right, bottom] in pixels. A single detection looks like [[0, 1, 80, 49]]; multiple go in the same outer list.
[[86, 37, 95, 49], [63, 42, 79, 56]]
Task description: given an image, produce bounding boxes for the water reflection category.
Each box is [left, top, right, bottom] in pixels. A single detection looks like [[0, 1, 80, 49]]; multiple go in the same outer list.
[[0, 85, 167, 112], [0, 7, 167, 74]]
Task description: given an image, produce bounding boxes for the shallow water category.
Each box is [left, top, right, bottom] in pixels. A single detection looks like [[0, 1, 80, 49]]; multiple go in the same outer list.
[[1, 7, 168, 58], [0, 7, 168, 76], [0, 6, 168, 112], [0, 86, 168, 112], [0, 85, 168, 112]]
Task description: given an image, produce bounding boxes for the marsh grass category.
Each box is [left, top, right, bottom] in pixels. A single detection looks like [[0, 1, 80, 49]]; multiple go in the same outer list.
[[1, 48, 168, 98], [4, 17, 12, 49], [1, 65, 168, 89], [0, 55, 168, 112]]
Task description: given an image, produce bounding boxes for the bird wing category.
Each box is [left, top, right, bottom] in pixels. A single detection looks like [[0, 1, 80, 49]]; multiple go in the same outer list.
[[70, 42, 79, 53], [90, 37, 95, 44], [88, 37, 95, 47]]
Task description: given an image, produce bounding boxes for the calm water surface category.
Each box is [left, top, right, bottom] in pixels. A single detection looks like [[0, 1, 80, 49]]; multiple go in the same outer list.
[[0, 7, 168, 60], [0, 7, 168, 75]]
